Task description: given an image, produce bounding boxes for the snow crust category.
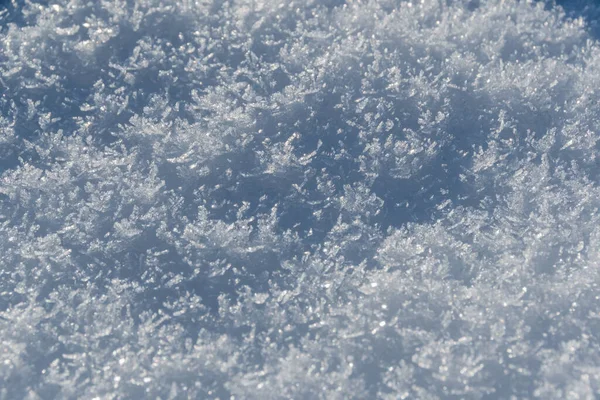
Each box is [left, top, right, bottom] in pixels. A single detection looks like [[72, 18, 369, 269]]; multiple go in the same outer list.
[[2, 0, 600, 398]]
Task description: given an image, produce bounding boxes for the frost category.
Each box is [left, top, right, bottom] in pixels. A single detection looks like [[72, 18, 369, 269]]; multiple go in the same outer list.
[[2, 0, 600, 398]]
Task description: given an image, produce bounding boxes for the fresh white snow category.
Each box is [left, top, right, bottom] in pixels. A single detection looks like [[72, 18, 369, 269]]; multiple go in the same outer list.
[[1, 0, 600, 398]]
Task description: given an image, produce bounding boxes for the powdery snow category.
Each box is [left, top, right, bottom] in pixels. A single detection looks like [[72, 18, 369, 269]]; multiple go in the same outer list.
[[1, 0, 600, 398]]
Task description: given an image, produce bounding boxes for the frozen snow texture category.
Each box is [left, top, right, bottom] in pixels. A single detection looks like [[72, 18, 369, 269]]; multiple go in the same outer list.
[[2, 0, 600, 398]]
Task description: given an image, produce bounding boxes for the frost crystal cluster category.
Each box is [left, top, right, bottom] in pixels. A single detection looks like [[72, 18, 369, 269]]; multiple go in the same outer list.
[[2, 0, 600, 398]]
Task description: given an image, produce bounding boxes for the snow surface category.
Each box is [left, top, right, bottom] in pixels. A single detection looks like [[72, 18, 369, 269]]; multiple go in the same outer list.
[[2, 0, 600, 398]]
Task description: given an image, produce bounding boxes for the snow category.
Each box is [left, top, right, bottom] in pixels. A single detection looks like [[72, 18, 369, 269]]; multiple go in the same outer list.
[[1, 0, 600, 398]]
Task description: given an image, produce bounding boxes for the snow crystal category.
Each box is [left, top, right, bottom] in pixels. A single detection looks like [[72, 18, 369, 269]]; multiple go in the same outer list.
[[2, 0, 600, 398]]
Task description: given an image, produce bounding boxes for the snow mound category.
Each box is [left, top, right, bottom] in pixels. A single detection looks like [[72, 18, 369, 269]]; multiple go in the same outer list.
[[2, 0, 600, 398]]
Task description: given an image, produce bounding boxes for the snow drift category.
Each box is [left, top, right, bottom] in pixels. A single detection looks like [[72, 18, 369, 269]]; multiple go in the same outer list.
[[1, 0, 600, 398]]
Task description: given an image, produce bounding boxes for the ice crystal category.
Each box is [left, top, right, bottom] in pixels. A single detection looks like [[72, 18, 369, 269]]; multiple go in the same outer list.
[[2, 0, 600, 398]]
